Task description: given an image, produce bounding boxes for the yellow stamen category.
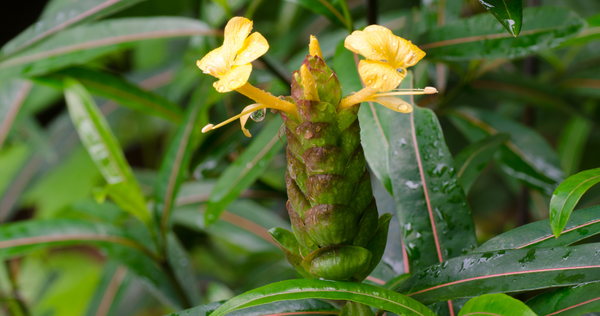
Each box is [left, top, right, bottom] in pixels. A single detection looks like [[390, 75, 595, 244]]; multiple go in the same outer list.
[[202, 124, 214, 133], [300, 64, 320, 101], [202, 104, 269, 133], [374, 87, 438, 97], [309, 35, 323, 59], [338, 86, 438, 112], [235, 83, 297, 118], [338, 86, 377, 112]]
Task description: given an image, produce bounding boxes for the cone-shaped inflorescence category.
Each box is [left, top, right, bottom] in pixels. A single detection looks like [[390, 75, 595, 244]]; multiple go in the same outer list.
[[268, 54, 392, 282]]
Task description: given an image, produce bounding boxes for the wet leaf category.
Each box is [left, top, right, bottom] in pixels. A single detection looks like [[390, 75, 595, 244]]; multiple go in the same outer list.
[[396, 243, 600, 305], [0, 0, 144, 58], [0, 17, 217, 81], [418, 6, 584, 61], [64, 78, 152, 225], [34, 67, 184, 123], [454, 133, 509, 194], [166, 233, 201, 306], [527, 281, 600, 315], [550, 168, 600, 238], [205, 116, 284, 225], [459, 293, 536, 315], [164, 299, 340, 316], [210, 279, 435, 316], [449, 107, 564, 195], [0, 80, 32, 150], [476, 205, 600, 252], [478, 0, 523, 37], [557, 115, 592, 176]]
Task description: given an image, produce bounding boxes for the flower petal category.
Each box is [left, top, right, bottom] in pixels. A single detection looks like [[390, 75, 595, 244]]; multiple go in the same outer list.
[[365, 95, 413, 113], [239, 103, 266, 137], [213, 63, 252, 93], [197, 47, 229, 78], [234, 32, 269, 66], [344, 25, 425, 69], [309, 35, 323, 59], [358, 59, 405, 92], [222, 17, 253, 65]]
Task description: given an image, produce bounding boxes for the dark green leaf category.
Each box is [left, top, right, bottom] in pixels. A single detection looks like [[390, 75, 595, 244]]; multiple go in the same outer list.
[[0, 0, 144, 58], [166, 233, 201, 306], [64, 78, 152, 225], [476, 205, 600, 252], [454, 133, 509, 194], [449, 107, 564, 195], [397, 243, 600, 305], [418, 7, 584, 61], [34, 67, 184, 123], [0, 17, 217, 81], [459, 293, 536, 315], [0, 80, 32, 150], [478, 0, 523, 37], [165, 299, 340, 316], [551, 168, 600, 237], [558, 116, 592, 176], [84, 261, 130, 316], [295, 0, 347, 28], [205, 117, 284, 225], [210, 279, 436, 316], [527, 282, 600, 315]]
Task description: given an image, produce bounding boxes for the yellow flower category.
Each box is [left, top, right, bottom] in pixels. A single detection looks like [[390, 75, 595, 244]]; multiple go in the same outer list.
[[197, 17, 296, 136], [197, 17, 269, 93], [338, 25, 436, 113]]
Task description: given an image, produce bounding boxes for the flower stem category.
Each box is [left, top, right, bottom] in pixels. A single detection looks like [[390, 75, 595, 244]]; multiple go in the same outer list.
[[338, 86, 377, 112], [235, 83, 297, 118]]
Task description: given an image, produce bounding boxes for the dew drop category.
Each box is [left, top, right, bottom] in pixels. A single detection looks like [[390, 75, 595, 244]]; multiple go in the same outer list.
[[217, 85, 225, 92], [383, 75, 387, 80], [243, 52, 251, 57], [250, 108, 266, 122], [398, 104, 408, 111]]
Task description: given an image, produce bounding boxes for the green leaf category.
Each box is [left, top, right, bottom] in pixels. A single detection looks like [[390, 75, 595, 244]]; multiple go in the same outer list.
[[34, 67, 184, 123], [389, 105, 478, 272], [418, 6, 585, 61], [475, 205, 600, 252], [165, 299, 340, 316], [454, 133, 510, 194], [155, 81, 219, 236], [84, 261, 130, 316], [550, 168, 600, 237], [478, 0, 523, 37], [209, 279, 436, 316], [63, 78, 152, 225], [205, 117, 284, 225], [527, 282, 600, 315], [421, 0, 463, 27], [295, 0, 347, 28], [0, 17, 217, 81], [459, 293, 536, 316], [333, 41, 393, 194], [396, 243, 600, 305], [166, 233, 201, 306], [0, 0, 144, 58], [0, 80, 32, 150], [449, 107, 564, 195], [558, 115, 593, 176]]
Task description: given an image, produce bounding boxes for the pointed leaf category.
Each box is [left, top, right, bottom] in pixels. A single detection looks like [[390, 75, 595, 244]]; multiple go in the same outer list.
[[478, 0, 523, 37], [64, 78, 152, 225], [558, 115, 592, 176], [166, 233, 201, 306], [449, 107, 564, 195], [397, 243, 600, 305], [34, 67, 184, 123], [210, 279, 436, 316], [84, 261, 130, 316], [0, 0, 144, 58], [205, 117, 284, 225], [165, 299, 340, 316], [551, 168, 600, 237], [527, 282, 600, 316], [0, 80, 32, 150], [459, 293, 536, 316], [417, 6, 584, 61], [295, 0, 347, 28], [0, 17, 217, 81], [476, 205, 600, 253], [454, 133, 509, 194]]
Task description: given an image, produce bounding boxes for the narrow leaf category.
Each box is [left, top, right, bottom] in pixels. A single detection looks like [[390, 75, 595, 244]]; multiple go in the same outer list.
[[527, 282, 600, 316], [0, 80, 32, 150], [550, 168, 600, 237], [205, 117, 284, 225], [454, 133, 509, 194], [478, 0, 523, 37], [210, 279, 436, 316], [459, 293, 536, 316], [449, 107, 564, 195], [84, 261, 130, 316], [166, 233, 201, 306], [64, 78, 152, 225], [397, 243, 600, 305], [295, 0, 347, 28], [0, 17, 217, 81], [476, 205, 600, 252], [165, 299, 340, 316], [34, 67, 183, 123], [557, 115, 592, 176], [418, 6, 584, 60], [0, 0, 144, 58]]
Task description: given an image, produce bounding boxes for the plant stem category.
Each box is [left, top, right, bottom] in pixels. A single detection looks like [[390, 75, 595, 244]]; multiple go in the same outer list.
[[339, 0, 354, 34], [160, 260, 193, 309]]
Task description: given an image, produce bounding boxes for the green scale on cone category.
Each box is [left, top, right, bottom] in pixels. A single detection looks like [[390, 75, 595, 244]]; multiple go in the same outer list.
[[268, 54, 392, 282]]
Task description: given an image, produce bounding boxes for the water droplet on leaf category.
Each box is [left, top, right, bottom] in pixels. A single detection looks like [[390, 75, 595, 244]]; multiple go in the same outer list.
[[250, 108, 266, 122]]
